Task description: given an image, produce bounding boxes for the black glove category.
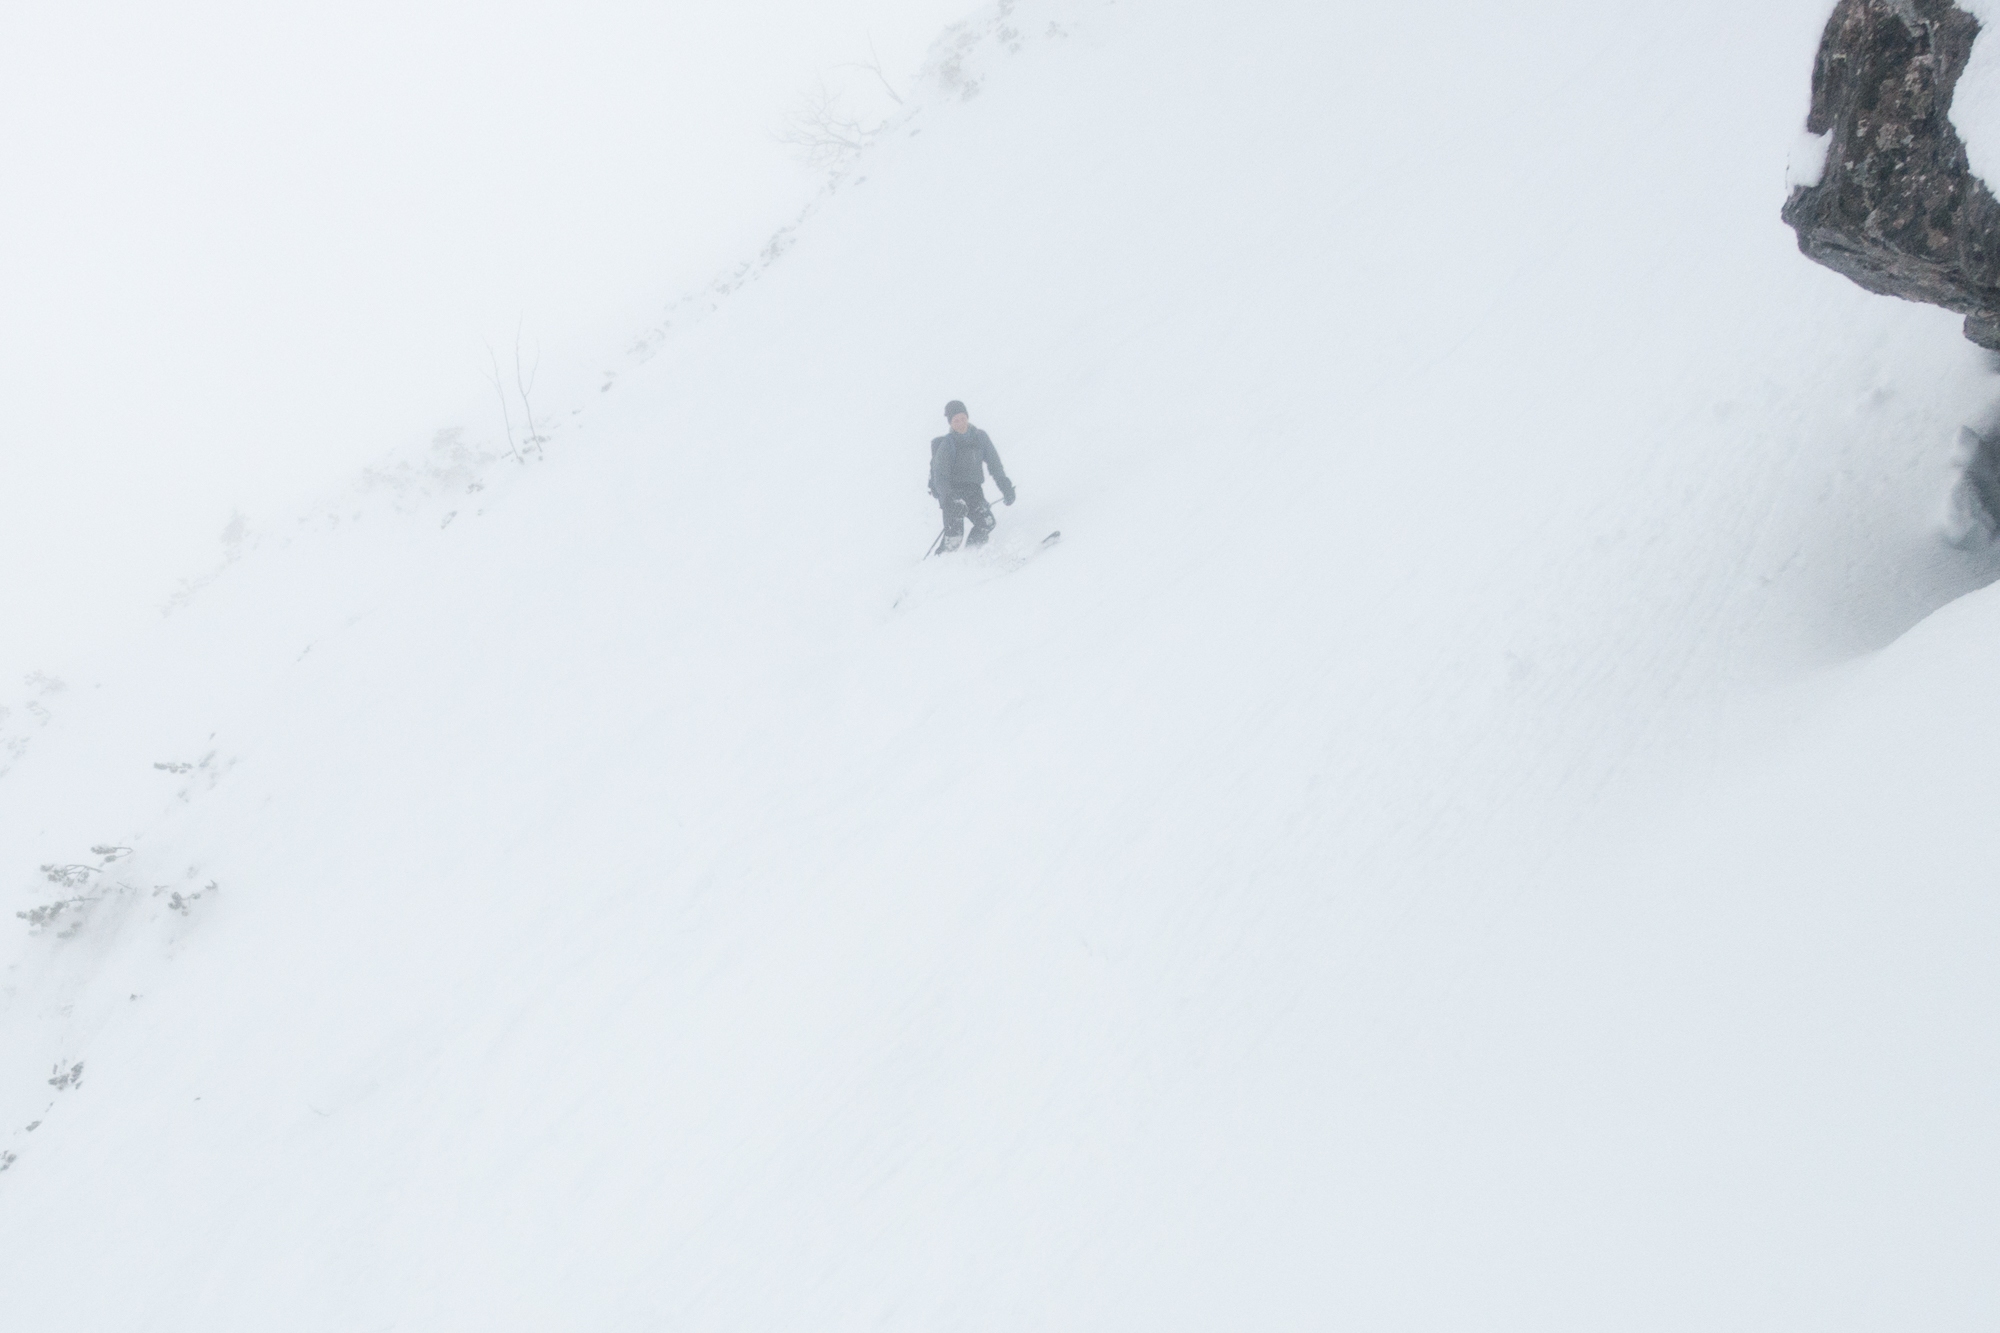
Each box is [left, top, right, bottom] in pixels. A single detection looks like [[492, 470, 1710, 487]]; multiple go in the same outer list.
[[1001, 485, 1017, 506]]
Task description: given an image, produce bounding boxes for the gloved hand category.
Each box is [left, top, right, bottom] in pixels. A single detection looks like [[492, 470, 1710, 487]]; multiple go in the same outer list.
[[1001, 486, 1017, 506]]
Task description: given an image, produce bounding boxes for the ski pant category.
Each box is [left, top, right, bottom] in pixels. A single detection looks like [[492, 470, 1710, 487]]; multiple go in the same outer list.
[[938, 489, 995, 548]]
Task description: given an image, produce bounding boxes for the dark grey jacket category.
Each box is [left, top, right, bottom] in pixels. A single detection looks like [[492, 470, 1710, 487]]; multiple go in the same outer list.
[[929, 427, 1013, 500]]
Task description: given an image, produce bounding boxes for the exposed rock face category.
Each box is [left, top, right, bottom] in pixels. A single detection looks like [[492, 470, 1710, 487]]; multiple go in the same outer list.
[[1782, 0, 2000, 347]]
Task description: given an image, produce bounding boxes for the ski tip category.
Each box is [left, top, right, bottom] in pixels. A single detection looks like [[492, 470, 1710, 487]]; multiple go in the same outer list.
[[1041, 530, 1062, 544]]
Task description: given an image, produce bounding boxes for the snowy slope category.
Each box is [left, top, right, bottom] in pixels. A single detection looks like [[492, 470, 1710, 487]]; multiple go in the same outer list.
[[0, 0, 976, 671], [3, 0, 1998, 1327]]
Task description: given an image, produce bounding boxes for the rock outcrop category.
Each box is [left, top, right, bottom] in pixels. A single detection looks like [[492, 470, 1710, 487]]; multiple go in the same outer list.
[[1782, 0, 2000, 347]]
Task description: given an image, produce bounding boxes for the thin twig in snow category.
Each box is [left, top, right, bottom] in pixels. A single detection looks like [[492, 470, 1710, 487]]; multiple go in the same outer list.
[[841, 38, 905, 106], [483, 342, 521, 463], [513, 324, 545, 458]]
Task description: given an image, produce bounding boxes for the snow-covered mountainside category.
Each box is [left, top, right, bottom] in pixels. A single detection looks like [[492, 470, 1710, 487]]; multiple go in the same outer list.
[[4, 0, 1997, 1326]]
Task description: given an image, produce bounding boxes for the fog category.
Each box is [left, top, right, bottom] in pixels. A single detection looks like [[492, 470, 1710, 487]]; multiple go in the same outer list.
[[0, 0, 963, 672]]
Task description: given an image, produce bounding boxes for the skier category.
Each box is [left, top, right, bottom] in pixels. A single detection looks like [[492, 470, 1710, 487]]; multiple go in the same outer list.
[[928, 400, 1015, 552]]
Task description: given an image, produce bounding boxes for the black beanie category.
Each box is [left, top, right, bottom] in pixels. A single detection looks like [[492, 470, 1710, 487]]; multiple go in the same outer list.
[[944, 400, 968, 420]]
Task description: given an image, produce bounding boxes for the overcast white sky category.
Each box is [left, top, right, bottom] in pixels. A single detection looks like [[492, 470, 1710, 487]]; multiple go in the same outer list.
[[0, 0, 967, 674]]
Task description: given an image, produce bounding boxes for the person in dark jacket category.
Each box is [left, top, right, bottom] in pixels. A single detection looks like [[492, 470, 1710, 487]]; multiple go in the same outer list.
[[929, 399, 1015, 551]]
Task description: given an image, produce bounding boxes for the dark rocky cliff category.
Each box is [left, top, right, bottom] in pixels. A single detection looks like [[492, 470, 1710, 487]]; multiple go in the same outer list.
[[1782, 0, 2000, 347]]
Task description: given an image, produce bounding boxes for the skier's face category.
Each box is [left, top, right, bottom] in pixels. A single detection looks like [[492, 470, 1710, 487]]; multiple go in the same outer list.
[[950, 412, 969, 433]]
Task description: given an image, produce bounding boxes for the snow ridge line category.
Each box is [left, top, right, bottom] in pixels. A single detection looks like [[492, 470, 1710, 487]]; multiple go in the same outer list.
[[146, 0, 1098, 629]]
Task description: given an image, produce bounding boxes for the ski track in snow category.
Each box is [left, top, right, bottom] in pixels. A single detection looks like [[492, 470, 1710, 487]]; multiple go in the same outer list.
[[3, 0, 2000, 1327]]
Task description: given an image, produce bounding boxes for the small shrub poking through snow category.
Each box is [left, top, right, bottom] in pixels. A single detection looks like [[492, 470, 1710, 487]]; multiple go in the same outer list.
[[165, 882, 218, 916], [38, 863, 97, 889], [18, 842, 216, 936]]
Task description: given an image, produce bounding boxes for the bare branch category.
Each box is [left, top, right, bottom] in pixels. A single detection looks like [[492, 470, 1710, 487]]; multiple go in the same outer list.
[[513, 323, 545, 459], [483, 342, 521, 463], [775, 79, 883, 167], [840, 38, 905, 106]]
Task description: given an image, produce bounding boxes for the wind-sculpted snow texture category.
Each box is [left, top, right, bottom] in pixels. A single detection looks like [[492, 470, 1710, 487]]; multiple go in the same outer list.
[[2, 0, 1999, 1328]]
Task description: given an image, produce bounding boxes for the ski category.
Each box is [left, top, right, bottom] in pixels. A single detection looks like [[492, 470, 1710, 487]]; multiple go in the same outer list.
[[892, 530, 1063, 611]]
